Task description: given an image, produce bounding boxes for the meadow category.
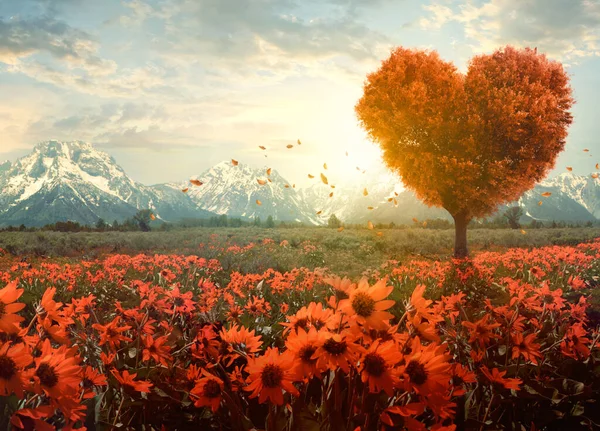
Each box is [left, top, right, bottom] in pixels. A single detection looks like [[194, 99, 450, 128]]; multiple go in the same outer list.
[[0, 227, 598, 430], [0, 226, 598, 277]]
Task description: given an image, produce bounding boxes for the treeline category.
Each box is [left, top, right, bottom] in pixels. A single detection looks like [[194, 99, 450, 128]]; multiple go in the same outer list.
[[0, 211, 597, 233]]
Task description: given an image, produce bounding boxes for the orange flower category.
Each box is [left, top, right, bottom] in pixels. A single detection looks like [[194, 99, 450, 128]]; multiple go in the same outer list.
[[461, 314, 501, 346], [30, 339, 82, 399], [0, 342, 32, 397], [191, 325, 220, 360], [532, 283, 565, 312], [338, 278, 395, 330], [358, 340, 402, 395], [561, 322, 590, 360], [92, 316, 132, 351], [398, 338, 451, 395], [316, 331, 364, 373], [480, 366, 521, 391], [323, 275, 354, 295], [111, 369, 153, 393], [511, 333, 542, 365], [142, 335, 172, 367], [81, 366, 107, 399], [219, 325, 262, 365], [190, 370, 224, 412], [245, 348, 299, 405], [0, 281, 26, 333], [11, 405, 55, 431], [285, 327, 325, 379], [450, 364, 476, 396], [408, 284, 443, 323]]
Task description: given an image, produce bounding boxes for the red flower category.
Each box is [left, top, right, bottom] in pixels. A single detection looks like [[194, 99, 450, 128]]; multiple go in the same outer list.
[[111, 369, 153, 393], [142, 335, 172, 367], [481, 366, 521, 391], [461, 315, 501, 346], [511, 333, 542, 365], [190, 370, 224, 412], [92, 316, 132, 351]]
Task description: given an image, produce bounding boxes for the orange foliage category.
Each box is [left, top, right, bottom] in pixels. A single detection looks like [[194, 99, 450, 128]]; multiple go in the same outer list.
[[356, 46, 573, 256]]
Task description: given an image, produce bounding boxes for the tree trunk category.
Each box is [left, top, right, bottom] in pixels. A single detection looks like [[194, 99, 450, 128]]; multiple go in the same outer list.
[[453, 212, 470, 258]]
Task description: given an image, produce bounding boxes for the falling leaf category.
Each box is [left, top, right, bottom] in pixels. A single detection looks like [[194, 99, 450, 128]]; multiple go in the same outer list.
[[592, 173, 599, 179], [284, 184, 290, 188], [345, 151, 348, 156], [387, 197, 393, 202], [308, 174, 314, 179], [257, 179, 267, 185], [267, 168, 272, 176], [393, 198, 398, 206], [259, 146, 266, 150], [422, 221, 427, 228], [566, 166, 573, 171], [181, 188, 189, 193], [287, 144, 294, 149], [316, 210, 322, 215], [190, 179, 203, 186], [338, 226, 344, 232], [329, 192, 333, 198], [367, 221, 374, 230], [363, 188, 368, 196], [330, 185, 335, 189], [412, 218, 419, 223], [538, 201, 543, 206], [584, 149, 589, 152], [297, 139, 302, 145], [362, 170, 366, 174], [150, 214, 156, 220], [394, 192, 399, 197], [376, 231, 383, 236], [367, 206, 374, 210], [293, 184, 296, 188], [541, 192, 552, 197], [323, 163, 328, 169], [595, 163, 599, 169], [320, 173, 328, 185], [356, 166, 360, 171], [232, 159, 239, 166], [521, 229, 527, 235], [256, 200, 262, 205]]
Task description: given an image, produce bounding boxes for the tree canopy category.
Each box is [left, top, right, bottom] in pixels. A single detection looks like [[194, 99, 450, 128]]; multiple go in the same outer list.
[[356, 46, 573, 256]]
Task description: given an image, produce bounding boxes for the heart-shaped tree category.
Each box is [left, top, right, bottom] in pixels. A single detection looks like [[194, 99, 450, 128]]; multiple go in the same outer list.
[[356, 46, 574, 257]]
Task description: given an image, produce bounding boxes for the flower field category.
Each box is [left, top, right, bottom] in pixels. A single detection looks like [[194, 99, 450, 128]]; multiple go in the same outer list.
[[0, 238, 599, 430]]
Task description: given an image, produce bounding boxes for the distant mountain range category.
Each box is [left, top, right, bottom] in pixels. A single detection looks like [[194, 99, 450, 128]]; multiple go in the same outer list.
[[0, 141, 598, 227]]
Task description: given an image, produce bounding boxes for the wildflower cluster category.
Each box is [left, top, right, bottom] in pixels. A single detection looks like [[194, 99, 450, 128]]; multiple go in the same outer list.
[[0, 240, 597, 429]]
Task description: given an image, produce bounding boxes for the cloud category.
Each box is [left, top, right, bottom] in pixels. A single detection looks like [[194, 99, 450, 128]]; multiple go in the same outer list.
[[421, 0, 600, 60], [0, 16, 116, 75], [138, 0, 390, 79], [418, 4, 454, 29]]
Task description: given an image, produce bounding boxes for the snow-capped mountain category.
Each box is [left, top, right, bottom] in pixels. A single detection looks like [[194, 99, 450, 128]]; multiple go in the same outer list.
[[171, 161, 320, 225], [0, 141, 598, 227], [301, 166, 599, 225], [534, 172, 600, 220], [297, 166, 449, 224], [0, 141, 212, 227]]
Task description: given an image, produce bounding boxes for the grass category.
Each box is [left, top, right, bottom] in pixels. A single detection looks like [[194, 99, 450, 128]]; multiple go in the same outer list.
[[0, 226, 598, 277]]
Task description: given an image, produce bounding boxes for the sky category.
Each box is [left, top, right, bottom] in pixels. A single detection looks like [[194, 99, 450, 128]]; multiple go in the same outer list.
[[0, 0, 599, 187]]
